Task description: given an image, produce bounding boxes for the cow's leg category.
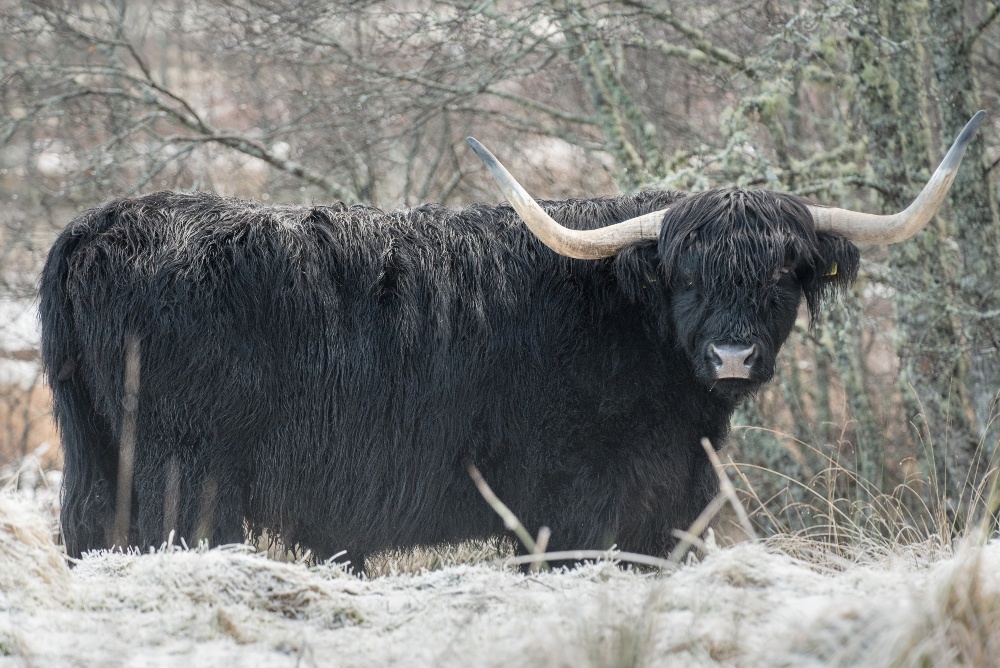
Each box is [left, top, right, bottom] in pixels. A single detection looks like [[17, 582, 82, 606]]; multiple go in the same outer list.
[[516, 477, 623, 558], [332, 550, 366, 576], [60, 435, 118, 558], [615, 448, 719, 557], [195, 461, 247, 548], [99, 443, 237, 552], [520, 445, 718, 562], [53, 374, 120, 558], [128, 443, 170, 551], [205, 475, 247, 547], [130, 442, 246, 551]]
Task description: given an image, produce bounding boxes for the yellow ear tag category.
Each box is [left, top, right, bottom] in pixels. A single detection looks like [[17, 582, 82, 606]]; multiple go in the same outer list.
[[825, 262, 838, 277]]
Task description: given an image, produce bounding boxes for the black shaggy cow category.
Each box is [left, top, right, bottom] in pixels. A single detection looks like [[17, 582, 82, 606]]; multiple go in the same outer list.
[[41, 113, 984, 567]]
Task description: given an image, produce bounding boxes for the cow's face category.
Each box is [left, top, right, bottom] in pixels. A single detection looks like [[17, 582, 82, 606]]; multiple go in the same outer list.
[[668, 246, 802, 396], [658, 190, 858, 398]]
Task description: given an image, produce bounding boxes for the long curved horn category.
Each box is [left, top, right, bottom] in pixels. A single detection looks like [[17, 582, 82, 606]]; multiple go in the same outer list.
[[809, 111, 986, 244], [467, 138, 666, 260]]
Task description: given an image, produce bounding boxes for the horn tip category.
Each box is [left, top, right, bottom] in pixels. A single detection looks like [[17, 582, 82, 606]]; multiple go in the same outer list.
[[958, 110, 987, 144], [466, 136, 493, 163], [938, 110, 988, 172], [467, 136, 494, 158]]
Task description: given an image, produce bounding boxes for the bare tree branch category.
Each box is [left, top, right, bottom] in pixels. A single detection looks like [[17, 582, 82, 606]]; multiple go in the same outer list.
[[970, 2, 1000, 46], [618, 0, 758, 78]]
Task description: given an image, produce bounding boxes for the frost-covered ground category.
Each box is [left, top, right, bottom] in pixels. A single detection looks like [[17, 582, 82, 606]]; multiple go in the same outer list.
[[2, 491, 998, 667]]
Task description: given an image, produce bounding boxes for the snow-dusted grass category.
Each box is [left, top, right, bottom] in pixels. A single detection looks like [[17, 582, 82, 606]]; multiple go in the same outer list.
[[2, 490, 1000, 667]]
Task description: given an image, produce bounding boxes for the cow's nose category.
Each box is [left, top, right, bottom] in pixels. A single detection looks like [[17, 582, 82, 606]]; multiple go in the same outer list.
[[708, 344, 758, 379]]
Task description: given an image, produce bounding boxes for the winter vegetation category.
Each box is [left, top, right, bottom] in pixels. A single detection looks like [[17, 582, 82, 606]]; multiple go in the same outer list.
[[3, 461, 1000, 666], [0, 0, 999, 665]]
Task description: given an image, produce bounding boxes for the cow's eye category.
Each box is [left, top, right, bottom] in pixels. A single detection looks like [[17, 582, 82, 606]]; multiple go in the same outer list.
[[677, 268, 695, 287]]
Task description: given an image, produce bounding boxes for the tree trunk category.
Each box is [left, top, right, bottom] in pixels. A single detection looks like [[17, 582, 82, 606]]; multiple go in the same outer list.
[[928, 0, 1000, 466], [847, 0, 982, 509]]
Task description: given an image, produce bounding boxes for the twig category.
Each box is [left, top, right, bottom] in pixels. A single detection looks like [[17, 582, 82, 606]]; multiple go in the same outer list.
[[506, 550, 676, 571], [467, 463, 537, 553], [969, 2, 1000, 48], [618, 0, 756, 78], [61, 78, 360, 202], [670, 530, 708, 557], [669, 492, 728, 563], [701, 438, 758, 540], [531, 526, 551, 574], [467, 463, 553, 571], [302, 31, 595, 126], [987, 154, 1000, 175]]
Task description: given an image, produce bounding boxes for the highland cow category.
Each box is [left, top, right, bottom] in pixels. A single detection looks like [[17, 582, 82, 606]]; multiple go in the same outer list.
[[41, 113, 985, 568]]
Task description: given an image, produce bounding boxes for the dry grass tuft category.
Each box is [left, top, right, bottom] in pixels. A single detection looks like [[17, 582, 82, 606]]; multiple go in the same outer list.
[[0, 490, 67, 602], [722, 426, 1000, 565], [882, 536, 1000, 668], [577, 604, 658, 668], [365, 536, 515, 577]]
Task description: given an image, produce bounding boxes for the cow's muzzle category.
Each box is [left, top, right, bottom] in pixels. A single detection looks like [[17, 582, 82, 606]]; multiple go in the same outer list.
[[708, 343, 759, 380]]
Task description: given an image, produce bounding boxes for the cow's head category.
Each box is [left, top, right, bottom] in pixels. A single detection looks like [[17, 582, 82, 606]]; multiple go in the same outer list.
[[468, 111, 985, 397], [654, 188, 857, 395]]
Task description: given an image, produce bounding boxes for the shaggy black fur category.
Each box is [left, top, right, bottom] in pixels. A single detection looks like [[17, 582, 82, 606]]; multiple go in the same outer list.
[[40, 189, 859, 566]]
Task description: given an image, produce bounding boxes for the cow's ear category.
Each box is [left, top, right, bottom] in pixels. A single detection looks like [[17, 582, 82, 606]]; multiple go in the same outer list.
[[815, 232, 860, 288], [612, 241, 662, 304], [802, 232, 860, 322]]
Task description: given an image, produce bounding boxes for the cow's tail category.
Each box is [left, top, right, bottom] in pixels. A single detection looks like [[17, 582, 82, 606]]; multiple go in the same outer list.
[[40, 211, 119, 558]]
